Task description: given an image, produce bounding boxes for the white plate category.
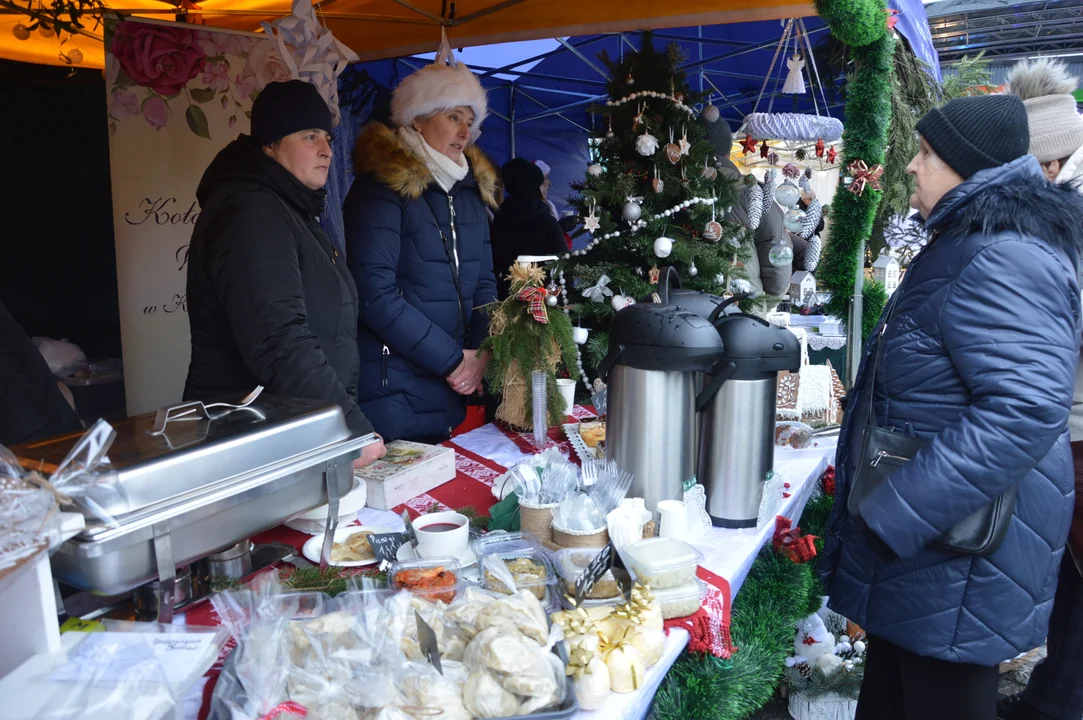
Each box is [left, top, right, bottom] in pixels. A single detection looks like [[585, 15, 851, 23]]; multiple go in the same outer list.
[[564, 422, 604, 464], [289, 477, 368, 523], [301, 526, 394, 567], [395, 543, 478, 568]]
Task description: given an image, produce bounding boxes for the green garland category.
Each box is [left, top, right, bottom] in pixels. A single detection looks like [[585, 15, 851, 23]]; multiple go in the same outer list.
[[815, 0, 895, 340]]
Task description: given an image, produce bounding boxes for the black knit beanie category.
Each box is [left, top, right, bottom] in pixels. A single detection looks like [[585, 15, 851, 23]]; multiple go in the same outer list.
[[250, 80, 333, 147], [501, 158, 545, 197], [915, 95, 1030, 179]]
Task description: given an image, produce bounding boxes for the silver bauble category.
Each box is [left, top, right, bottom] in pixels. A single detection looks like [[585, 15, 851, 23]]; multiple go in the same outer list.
[[702, 104, 720, 123], [775, 181, 802, 209], [622, 201, 643, 222], [783, 208, 807, 233], [545, 294, 559, 307]]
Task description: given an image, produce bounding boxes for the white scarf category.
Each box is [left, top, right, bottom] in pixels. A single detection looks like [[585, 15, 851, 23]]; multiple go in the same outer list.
[[399, 127, 469, 193]]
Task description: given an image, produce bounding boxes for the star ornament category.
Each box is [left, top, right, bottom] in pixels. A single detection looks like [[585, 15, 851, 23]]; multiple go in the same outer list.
[[741, 134, 757, 155], [583, 209, 601, 233], [679, 130, 692, 156], [827, 145, 838, 164]]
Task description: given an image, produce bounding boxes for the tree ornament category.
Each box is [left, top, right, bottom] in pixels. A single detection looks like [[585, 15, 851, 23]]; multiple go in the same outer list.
[[846, 160, 884, 196], [622, 198, 643, 222], [516, 285, 551, 323], [582, 201, 602, 233], [782, 163, 801, 180], [678, 126, 691, 156], [611, 294, 635, 312], [587, 163, 603, 177], [626, 73, 634, 85], [606, 118, 614, 139], [767, 151, 780, 166], [741, 134, 758, 155], [826, 145, 838, 164], [783, 208, 806, 233], [12, 23, 30, 41], [815, 138, 825, 158], [731, 277, 752, 294], [769, 238, 794, 267], [583, 274, 613, 303], [759, 140, 770, 159], [651, 166, 664, 193], [795, 148, 808, 161], [648, 266, 661, 285], [744, 184, 764, 231], [689, 263, 698, 277], [546, 294, 559, 307], [775, 181, 801, 209], [573, 327, 589, 344], [636, 131, 659, 157], [702, 104, 720, 123], [664, 128, 681, 164], [632, 103, 645, 129], [701, 163, 718, 181], [703, 221, 723, 242], [653, 237, 674, 258]]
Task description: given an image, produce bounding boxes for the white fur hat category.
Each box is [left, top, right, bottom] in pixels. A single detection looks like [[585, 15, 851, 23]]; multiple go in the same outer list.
[[391, 61, 488, 140]]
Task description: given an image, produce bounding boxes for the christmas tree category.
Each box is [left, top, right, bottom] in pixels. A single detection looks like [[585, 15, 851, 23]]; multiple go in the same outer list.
[[554, 34, 753, 385]]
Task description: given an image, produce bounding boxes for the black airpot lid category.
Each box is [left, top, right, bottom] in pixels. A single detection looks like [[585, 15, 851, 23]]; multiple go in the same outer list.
[[601, 303, 723, 375]]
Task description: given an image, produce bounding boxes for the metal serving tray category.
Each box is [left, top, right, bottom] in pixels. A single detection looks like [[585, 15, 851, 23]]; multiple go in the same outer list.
[[13, 396, 376, 617]]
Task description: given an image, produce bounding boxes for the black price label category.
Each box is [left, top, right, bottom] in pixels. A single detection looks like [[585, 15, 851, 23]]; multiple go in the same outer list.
[[415, 610, 443, 675], [400, 510, 418, 552], [574, 543, 613, 606], [368, 532, 407, 563], [611, 545, 634, 600]]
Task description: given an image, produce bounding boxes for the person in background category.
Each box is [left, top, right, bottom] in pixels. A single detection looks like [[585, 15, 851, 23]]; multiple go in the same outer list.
[[344, 59, 498, 444], [997, 58, 1083, 720], [490, 159, 568, 300], [535, 159, 573, 251], [820, 94, 1083, 719], [0, 300, 83, 446], [184, 80, 385, 468]]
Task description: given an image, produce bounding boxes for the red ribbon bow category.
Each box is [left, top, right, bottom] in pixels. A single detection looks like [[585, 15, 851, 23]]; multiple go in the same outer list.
[[822, 465, 836, 496], [773, 516, 819, 564], [846, 160, 884, 196], [517, 285, 550, 324]]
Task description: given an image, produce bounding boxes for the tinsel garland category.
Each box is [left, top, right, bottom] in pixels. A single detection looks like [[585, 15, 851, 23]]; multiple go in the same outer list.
[[815, 0, 894, 341]]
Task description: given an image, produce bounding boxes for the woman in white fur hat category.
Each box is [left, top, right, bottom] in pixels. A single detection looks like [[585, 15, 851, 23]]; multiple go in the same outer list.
[[343, 55, 498, 443]]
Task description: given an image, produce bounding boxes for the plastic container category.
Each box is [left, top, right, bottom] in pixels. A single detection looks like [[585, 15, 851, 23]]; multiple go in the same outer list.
[[554, 547, 623, 601], [470, 531, 543, 558], [652, 579, 706, 620], [388, 556, 463, 604], [775, 421, 814, 449], [622, 537, 703, 589], [479, 547, 553, 600]]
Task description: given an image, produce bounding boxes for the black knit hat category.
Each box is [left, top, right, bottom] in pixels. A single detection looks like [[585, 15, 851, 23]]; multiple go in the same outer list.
[[915, 95, 1030, 179], [501, 158, 545, 197], [250, 80, 332, 147]]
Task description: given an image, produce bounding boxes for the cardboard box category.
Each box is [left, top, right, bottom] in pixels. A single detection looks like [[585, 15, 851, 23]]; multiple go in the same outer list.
[[354, 441, 456, 510]]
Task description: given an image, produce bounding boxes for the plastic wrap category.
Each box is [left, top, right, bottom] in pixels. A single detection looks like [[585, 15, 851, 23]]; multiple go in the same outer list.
[[775, 421, 814, 449]]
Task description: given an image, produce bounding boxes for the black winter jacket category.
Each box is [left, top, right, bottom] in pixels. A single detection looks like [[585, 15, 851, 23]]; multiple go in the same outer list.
[[184, 136, 373, 435], [0, 301, 82, 446], [491, 194, 567, 300]]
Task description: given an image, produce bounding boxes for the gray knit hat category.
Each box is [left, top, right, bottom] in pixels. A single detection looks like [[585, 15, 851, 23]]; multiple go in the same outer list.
[[1008, 58, 1083, 164]]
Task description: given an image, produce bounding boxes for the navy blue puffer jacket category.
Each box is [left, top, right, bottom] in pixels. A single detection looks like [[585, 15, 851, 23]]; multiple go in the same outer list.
[[343, 123, 498, 442], [820, 157, 1083, 665]]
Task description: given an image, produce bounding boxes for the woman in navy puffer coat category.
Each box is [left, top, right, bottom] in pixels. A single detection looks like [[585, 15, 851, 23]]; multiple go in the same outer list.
[[821, 95, 1083, 719], [344, 60, 498, 443]]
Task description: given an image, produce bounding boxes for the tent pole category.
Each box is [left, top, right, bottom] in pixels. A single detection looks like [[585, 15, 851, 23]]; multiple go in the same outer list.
[[846, 241, 865, 389], [510, 84, 517, 158]]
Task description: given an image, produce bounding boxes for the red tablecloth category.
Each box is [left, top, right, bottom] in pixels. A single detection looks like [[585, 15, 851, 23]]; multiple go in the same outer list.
[[185, 409, 732, 717]]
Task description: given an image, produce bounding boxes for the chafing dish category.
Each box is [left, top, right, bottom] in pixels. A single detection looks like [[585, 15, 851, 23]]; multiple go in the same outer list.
[[13, 395, 376, 620]]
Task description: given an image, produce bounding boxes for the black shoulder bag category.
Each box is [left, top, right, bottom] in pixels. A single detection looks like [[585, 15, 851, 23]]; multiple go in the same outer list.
[[847, 290, 1016, 557]]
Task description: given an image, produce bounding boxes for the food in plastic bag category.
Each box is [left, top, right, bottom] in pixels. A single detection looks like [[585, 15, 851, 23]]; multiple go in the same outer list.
[[463, 668, 520, 718], [400, 595, 467, 662], [573, 653, 611, 710], [462, 626, 564, 715], [626, 625, 665, 667], [775, 421, 814, 449], [516, 653, 566, 714], [396, 661, 471, 720], [361, 709, 414, 720], [475, 589, 549, 646], [604, 642, 646, 693], [445, 585, 497, 641]]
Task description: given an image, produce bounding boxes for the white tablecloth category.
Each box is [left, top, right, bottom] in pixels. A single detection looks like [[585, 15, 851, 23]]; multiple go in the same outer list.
[[452, 424, 835, 720]]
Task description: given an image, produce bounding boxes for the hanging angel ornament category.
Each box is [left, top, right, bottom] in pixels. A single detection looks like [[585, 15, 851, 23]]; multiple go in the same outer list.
[[783, 54, 807, 94], [678, 125, 691, 156], [582, 200, 602, 233], [632, 102, 645, 129]]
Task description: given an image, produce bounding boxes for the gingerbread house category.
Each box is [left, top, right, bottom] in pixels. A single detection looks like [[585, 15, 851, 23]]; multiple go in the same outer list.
[[776, 323, 845, 427]]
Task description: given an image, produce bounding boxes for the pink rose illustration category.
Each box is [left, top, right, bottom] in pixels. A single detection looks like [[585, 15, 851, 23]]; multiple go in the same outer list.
[[143, 95, 169, 129], [202, 62, 229, 91], [109, 90, 139, 121], [111, 23, 207, 97], [245, 41, 291, 90], [234, 68, 259, 100], [198, 32, 253, 58]]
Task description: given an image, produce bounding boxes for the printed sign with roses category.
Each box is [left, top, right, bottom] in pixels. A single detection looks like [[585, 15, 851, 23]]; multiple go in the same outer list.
[[105, 21, 290, 140]]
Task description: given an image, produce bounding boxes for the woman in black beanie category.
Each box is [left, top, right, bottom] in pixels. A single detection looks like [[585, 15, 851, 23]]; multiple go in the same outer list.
[[490, 158, 568, 300], [820, 94, 1083, 719], [184, 79, 384, 467]]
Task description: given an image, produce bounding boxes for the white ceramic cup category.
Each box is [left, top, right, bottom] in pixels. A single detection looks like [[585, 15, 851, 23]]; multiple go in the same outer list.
[[557, 378, 577, 416], [413, 511, 470, 559], [657, 500, 689, 542]]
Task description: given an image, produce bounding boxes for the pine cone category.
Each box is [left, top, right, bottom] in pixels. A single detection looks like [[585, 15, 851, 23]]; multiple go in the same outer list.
[[798, 663, 813, 678], [795, 148, 808, 161]]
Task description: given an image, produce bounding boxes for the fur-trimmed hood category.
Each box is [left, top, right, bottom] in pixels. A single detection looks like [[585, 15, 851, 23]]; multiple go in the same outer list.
[[352, 122, 499, 208], [926, 155, 1083, 264]]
